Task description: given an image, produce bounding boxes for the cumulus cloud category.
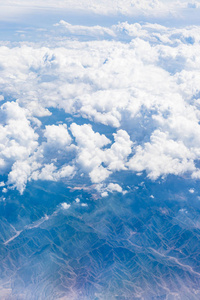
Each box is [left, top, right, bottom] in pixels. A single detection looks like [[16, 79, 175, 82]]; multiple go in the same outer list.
[[70, 123, 133, 183], [128, 130, 196, 180], [107, 183, 123, 193], [44, 124, 72, 148], [61, 202, 70, 209], [31, 163, 75, 182], [96, 182, 126, 196], [7, 161, 32, 194], [70, 123, 110, 149], [70, 123, 111, 182], [104, 130, 133, 171], [8, 161, 75, 194], [1, 21, 200, 192], [0, 105, 74, 193], [0, 101, 38, 174]]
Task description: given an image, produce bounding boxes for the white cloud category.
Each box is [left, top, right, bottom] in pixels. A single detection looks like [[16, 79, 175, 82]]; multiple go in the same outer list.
[[55, 20, 115, 38], [31, 163, 75, 182], [104, 130, 133, 171], [96, 182, 126, 195], [107, 183, 123, 193], [128, 130, 196, 180], [70, 123, 110, 149], [25, 101, 51, 118], [70, 123, 111, 182], [61, 202, 71, 209], [0, 101, 38, 174], [70, 124, 133, 183], [1, 21, 200, 192], [57, 165, 75, 178], [7, 161, 32, 194], [89, 166, 111, 183], [101, 191, 108, 197], [44, 124, 72, 148]]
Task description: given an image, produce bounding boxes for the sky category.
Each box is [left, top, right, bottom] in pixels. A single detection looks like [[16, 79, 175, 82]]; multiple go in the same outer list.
[[1, 0, 200, 32], [1, 1, 200, 299], [1, 7, 200, 194]]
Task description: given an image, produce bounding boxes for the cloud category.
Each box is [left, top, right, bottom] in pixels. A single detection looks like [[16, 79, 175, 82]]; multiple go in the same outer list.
[[31, 163, 75, 183], [104, 130, 133, 171], [107, 183, 123, 193], [70, 123, 111, 182], [8, 161, 75, 194], [0, 0, 168, 17], [61, 202, 71, 209], [89, 166, 111, 183], [70, 123, 110, 149], [70, 123, 132, 183], [3, 0, 200, 21], [96, 182, 126, 196], [7, 161, 32, 194], [44, 124, 72, 148], [128, 130, 196, 180], [1, 21, 200, 192], [0, 101, 38, 174], [55, 20, 115, 38]]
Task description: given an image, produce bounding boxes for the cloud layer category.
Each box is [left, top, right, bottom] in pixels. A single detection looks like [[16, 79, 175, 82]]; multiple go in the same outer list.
[[1, 21, 200, 193], [2, 0, 200, 16]]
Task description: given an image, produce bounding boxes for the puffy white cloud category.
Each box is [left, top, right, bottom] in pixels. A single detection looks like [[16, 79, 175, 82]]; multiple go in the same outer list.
[[70, 123, 110, 149], [96, 182, 126, 195], [70, 124, 132, 183], [1, 21, 200, 192], [0, 101, 38, 174], [8, 160, 76, 194], [2, 114, 74, 193], [89, 166, 111, 183], [25, 101, 51, 118], [57, 164, 75, 178], [61, 202, 71, 209], [7, 161, 32, 194], [128, 130, 196, 180], [101, 191, 108, 197], [31, 163, 75, 182], [70, 123, 111, 182], [107, 183, 123, 193], [104, 130, 133, 171], [44, 124, 72, 148]]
